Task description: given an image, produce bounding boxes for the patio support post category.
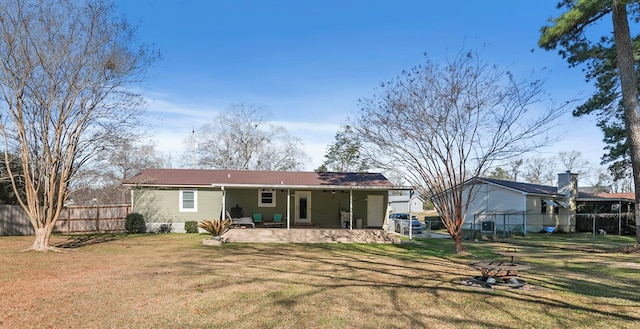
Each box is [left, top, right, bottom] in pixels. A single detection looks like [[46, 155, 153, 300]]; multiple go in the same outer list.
[[619, 200, 622, 235], [349, 189, 353, 230], [221, 186, 226, 220], [287, 189, 291, 230]]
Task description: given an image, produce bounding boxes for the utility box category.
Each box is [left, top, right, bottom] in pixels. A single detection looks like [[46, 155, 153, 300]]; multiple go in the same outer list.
[[481, 221, 495, 232]]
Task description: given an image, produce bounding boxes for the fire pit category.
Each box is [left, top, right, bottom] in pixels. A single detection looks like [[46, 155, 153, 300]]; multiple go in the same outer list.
[[469, 248, 530, 288], [474, 260, 528, 277]]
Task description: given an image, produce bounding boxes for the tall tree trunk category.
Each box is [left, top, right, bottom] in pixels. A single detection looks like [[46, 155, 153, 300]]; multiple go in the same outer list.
[[612, 3, 640, 243], [30, 225, 55, 251], [452, 231, 469, 255]]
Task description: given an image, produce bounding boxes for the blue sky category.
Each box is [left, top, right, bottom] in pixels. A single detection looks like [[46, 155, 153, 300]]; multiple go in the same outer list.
[[114, 0, 608, 175]]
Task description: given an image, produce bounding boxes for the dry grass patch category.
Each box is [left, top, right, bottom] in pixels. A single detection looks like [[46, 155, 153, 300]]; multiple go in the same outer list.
[[0, 234, 638, 328]]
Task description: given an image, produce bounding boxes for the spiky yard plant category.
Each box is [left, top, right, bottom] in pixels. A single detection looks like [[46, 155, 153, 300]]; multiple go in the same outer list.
[[198, 218, 231, 238]]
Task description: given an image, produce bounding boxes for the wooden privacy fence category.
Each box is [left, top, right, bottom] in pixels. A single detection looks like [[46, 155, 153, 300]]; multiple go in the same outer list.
[[0, 205, 33, 236], [55, 204, 131, 234], [0, 204, 131, 235]]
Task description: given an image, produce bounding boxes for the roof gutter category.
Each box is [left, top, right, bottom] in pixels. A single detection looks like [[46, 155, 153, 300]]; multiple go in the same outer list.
[[125, 183, 393, 190], [218, 183, 393, 190]]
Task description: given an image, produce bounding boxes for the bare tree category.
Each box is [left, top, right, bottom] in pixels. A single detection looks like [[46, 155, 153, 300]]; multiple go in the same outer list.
[[558, 151, 592, 176], [70, 138, 166, 204], [191, 104, 309, 170], [352, 50, 568, 254], [509, 158, 524, 181], [585, 168, 612, 194], [0, 0, 156, 251], [522, 156, 558, 185]]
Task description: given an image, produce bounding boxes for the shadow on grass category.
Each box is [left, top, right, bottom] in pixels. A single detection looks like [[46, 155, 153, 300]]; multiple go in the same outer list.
[[54, 233, 129, 248], [176, 242, 640, 327]]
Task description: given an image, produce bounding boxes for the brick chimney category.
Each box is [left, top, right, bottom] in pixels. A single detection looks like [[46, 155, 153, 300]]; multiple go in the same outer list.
[[557, 171, 577, 232]]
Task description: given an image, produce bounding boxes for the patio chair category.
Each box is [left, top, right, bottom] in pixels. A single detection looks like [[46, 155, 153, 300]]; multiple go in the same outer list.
[[252, 213, 263, 224], [264, 213, 284, 227]]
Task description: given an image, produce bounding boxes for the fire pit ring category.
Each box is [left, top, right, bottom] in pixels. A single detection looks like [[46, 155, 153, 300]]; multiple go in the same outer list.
[[470, 276, 527, 288], [470, 261, 531, 288]]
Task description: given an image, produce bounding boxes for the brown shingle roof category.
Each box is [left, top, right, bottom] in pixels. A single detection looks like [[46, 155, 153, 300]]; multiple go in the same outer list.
[[122, 169, 393, 189], [596, 192, 635, 201]]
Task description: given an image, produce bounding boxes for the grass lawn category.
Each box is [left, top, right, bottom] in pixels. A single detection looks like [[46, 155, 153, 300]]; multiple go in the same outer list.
[[0, 233, 638, 329]]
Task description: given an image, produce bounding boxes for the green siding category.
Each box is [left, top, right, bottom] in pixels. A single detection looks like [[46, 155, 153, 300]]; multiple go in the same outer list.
[[224, 189, 387, 228], [133, 187, 387, 229], [305, 190, 387, 228], [226, 189, 288, 221], [309, 190, 349, 227], [132, 187, 222, 224]]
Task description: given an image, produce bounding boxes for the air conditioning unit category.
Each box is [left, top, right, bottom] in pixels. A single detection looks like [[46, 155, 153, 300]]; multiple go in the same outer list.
[[481, 221, 495, 232]]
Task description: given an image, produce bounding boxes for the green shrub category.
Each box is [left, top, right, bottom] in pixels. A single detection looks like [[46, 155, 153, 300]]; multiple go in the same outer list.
[[510, 225, 524, 237], [184, 221, 198, 233], [125, 212, 146, 234]]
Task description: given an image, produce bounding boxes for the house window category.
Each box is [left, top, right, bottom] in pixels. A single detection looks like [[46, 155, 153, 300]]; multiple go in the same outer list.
[[180, 189, 197, 212], [541, 199, 559, 214], [258, 189, 276, 207]]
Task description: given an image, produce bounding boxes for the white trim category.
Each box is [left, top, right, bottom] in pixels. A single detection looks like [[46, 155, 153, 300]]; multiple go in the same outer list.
[[179, 189, 198, 212], [258, 189, 276, 207], [295, 191, 312, 223]]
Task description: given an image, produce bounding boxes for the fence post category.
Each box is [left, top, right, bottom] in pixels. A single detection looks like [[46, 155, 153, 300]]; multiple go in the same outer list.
[[67, 207, 71, 235], [95, 205, 100, 232]]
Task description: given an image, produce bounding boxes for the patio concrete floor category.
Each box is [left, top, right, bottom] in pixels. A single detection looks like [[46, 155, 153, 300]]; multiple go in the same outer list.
[[222, 228, 401, 243]]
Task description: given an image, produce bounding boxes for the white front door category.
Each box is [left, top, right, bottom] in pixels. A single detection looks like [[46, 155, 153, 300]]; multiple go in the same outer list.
[[367, 195, 384, 227], [295, 191, 311, 224]]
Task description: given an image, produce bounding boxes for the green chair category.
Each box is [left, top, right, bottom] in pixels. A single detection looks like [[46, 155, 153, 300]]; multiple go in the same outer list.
[[252, 213, 263, 224], [264, 213, 284, 227]]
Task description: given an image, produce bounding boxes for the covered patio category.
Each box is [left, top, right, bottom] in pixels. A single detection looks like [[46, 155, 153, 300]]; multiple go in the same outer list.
[[123, 169, 398, 232]]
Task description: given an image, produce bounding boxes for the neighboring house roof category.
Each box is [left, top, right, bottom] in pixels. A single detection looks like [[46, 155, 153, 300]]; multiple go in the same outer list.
[[479, 177, 562, 196], [477, 177, 601, 200], [595, 192, 635, 202], [122, 169, 394, 189]]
